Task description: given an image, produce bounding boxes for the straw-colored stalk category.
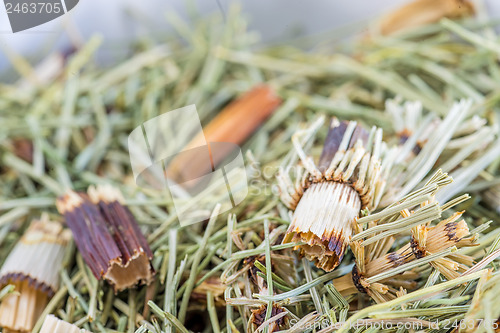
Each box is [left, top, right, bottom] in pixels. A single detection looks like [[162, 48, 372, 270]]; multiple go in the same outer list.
[[56, 185, 154, 292], [40, 315, 91, 333], [279, 119, 388, 271], [0, 218, 71, 333]]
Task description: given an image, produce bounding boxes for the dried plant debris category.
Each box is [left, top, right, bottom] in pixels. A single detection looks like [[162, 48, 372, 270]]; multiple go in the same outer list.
[[0, 218, 71, 333], [168, 84, 282, 183], [0, 280, 49, 333], [383, 99, 500, 205], [40, 315, 91, 333], [245, 255, 290, 332], [375, 0, 474, 35], [56, 185, 154, 292], [462, 270, 500, 332], [333, 171, 478, 303], [249, 304, 288, 333], [482, 184, 500, 215], [1, 3, 500, 333], [410, 211, 477, 279], [278, 118, 390, 271], [191, 276, 227, 307], [278, 98, 497, 273]]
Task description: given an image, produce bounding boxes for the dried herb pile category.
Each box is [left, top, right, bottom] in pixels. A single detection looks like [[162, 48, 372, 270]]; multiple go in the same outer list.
[[1, 2, 500, 333]]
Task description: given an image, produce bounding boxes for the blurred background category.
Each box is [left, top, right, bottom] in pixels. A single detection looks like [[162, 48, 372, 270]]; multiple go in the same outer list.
[[2, 0, 498, 75]]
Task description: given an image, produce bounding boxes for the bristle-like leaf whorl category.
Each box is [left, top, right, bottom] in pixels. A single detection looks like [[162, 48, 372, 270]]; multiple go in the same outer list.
[[280, 119, 388, 271], [411, 211, 476, 257]]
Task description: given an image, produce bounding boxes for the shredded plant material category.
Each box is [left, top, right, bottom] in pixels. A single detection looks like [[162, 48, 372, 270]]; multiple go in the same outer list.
[[1, 1, 500, 333], [0, 217, 71, 333], [56, 185, 155, 292]]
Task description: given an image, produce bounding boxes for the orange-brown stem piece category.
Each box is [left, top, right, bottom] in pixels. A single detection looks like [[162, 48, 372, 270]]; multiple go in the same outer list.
[[378, 0, 474, 35], [167, 85, 281, 185]]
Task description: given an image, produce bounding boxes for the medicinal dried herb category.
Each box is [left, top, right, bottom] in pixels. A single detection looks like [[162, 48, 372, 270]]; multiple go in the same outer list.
[[0, 218, 71, 332], [56, 186, 154, 292]]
